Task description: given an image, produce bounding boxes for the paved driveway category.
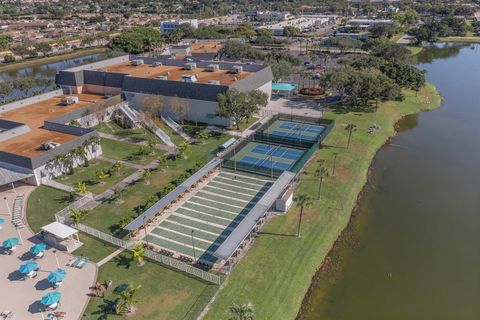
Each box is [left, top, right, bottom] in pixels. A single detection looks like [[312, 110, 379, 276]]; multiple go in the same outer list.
[[0, 185, 96, 319]]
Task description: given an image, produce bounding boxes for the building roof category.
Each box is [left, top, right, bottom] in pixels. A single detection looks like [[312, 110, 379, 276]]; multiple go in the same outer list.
[[42, 222, 78, 239], [0, 92, 103, 158], [0, 164, 33, 186]]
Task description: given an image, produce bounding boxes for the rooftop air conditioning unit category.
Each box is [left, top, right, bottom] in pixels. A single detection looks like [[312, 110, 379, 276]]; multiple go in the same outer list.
[[184, 62, 197, 70], [131, 59, 144, 66], [40, 141, 61, 150], [155, 75, 168, 80], [207, 64, 219, 72], [232, 65, 243, 74], [61, 96, 79, 105], [181, 74, 198, 82], [152, 61, 163, 67], [208, 80, 221, 85]]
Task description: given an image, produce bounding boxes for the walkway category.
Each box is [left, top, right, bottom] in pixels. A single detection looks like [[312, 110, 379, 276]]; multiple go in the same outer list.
[[97, 248, 124, 267], [43, 179, 75, 193], [0, 185, 96, 320]]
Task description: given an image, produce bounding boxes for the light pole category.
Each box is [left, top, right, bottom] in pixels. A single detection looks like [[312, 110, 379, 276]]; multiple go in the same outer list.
[[53, 250, 60, 268], [190, 230, 196, 262], [143, 216, 149, 247], [3, 197, 11, 216], [332, 153, 338, 177], [16, 227, 24, 245]]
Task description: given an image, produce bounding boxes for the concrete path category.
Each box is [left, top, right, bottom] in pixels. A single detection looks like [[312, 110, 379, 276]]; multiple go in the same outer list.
[[43, 179, 75, 193], [97, 248, 124, 267], [0, 185, 96, 320], [98, 132, 147, 145]]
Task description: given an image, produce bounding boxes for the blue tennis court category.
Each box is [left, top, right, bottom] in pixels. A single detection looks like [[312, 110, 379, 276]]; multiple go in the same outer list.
[[239, 155, 292, 171], [271, 130, 318, 142], [251, 144, 303, 160], [279, 122, 326, 134]]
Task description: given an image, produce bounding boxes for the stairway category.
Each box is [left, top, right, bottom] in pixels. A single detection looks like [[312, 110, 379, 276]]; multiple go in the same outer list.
[[11, 195, 25, 229]]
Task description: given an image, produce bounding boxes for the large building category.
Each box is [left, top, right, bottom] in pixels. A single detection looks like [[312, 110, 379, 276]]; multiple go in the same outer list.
[[56, 55, 273, 127], [160, 19, 198, 33]]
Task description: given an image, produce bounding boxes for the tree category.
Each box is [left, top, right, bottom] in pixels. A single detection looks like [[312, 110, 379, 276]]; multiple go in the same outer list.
[[132, 243, 145, 266], [110, 26, 163, 54], [116, 284, 142, 314], [3, 54, 15, 64], [0, 34, 13, 51], [141, 169, 152, 185], [369, 23, 397, 38], [216, 90, 268, 130], [294, 193, 313, 238], [234, 23, 257, 38], [314, 160, 329, 200], [112, 161, 123, 173], [283, 26, 300, 37], [35, 42, 52, 57], [69, 209, 83, 226], [196, 130, 210, 143], [256, 28, 273, 38], [119, 215, 133, 228], [73, 181, 88, 195], [12, 77, 36, 98], [229, 302, 255, 320], [177, 141, 191, 159], [0, 81, 12, 103], [345, 124, 357, 149], [96, 169, 111, 182], [219, 40, 262, 60]]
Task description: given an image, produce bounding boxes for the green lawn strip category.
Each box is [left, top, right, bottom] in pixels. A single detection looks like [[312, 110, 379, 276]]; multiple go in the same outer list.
[[212, 177, 266, 191], [407, 46, 423, 55], [176, 208, 232, 227], [72, 232, 118, 263], [55, 160, 135, 194], [84, 251, 217, 320], [100, 138, 161, 165], [437, 36, 480, 44], [82, 135, 232, 235], [189, 197, 248, 213], [182, 202, 239, 219], [207, 181, 264, 196], [204, 84, 442, 320], [167, 215, 226, 234], [160, 221, 224, 243], [26, 186, 73, 233], [195, 192, 247, 208], [95, 122, 157, 141]]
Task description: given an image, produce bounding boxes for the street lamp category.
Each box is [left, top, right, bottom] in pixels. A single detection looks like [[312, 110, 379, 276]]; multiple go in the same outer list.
[[3, 197, 11, 216], [190, 230, 196, 262], [53, 250, 60, 268], [143, 216, 149, 247], [332, 153, 338, 177]]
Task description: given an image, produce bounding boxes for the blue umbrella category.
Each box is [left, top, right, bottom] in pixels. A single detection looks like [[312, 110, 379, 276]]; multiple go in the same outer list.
[[19, 261, 38, 274], [41, 292, 62, 306], [29, 243, 47, 255], [47, 269, 66, 283], [0, 217, 4, 225], [2, 237, 19, 248]]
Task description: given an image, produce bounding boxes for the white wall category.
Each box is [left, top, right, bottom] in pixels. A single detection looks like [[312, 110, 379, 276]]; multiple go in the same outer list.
[[125, 92, 232, 127]]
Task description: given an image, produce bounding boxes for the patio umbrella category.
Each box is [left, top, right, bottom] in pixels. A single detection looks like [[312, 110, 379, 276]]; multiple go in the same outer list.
[[29, 243, 47, 255], [2, 237, 19, 248], [19, 261, 38, 274], [47, 269, 66, 284], [0, 217, 4, 225], [41, 292, 62, 306]]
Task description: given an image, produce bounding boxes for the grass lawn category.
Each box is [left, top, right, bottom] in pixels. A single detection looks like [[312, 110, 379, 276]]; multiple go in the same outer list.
[[83, 252, 217, 320], [95, 122, 157, 142], [407, 46, 423, 55], [73, 232, 119, 263], [438, 36, 480, 44], [204, 84, 442, 320], [55, 160, 136, 194], [229, 116, 260, 131], [82, 134, 232, 236], [26, 186, 73, 233], [100, 138, 163, 165]]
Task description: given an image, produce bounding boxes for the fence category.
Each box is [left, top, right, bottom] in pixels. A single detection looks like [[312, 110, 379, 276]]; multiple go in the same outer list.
[[76, 223, 130, 249], [54, 194, 93, 224], [143, 249, 222, 285]]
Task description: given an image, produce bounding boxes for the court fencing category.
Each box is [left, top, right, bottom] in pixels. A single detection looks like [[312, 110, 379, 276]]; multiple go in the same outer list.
[[54, 194, 93, 224]]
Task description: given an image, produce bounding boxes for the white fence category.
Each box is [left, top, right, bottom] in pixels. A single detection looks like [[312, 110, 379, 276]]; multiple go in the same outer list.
[[144, 249, 222, 285], [76, 223, 130, 249], [54, 195, 93, 224]]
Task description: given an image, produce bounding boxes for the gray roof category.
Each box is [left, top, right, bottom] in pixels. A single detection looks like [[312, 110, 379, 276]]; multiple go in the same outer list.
[[0, 164, 33, 186], [124, 158, 223, 231], [230, 66, 273, 92], [214, 171, 296, 261]]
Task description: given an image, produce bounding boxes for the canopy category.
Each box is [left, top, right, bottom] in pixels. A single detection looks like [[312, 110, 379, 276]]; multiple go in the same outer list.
[[0, 217, 4, 225], [29, 243, 47, 255], [47, 269, 66, 283], [19, 261, 38, 274], [2, 237, 19, 248], [41, 222, 78, 239], [41, 292, 62, 306]]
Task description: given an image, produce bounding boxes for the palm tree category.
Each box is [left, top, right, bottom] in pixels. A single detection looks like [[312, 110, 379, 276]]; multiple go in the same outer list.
[[294, 193, 313, 238], [345, 124, 357, 149], [119, 216, 133, 228], [314, 160, 329, 200], [196, 130, 210, 143], [73, 182, 88, 195], [116, 284, 142, 315], [83, 136, 101, 154], [96, 169, 111, 180], [69, 209, 83, 226], [229, 302, 255, 320], [177, 141, 191, 159], [141, 169, 152, 185], [112, 161, 123, 173], [132, 243, 146, 266]]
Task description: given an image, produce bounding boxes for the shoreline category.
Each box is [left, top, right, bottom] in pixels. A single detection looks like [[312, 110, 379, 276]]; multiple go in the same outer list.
[[0, 48, 108, 72], [296, 93, 443, 319]]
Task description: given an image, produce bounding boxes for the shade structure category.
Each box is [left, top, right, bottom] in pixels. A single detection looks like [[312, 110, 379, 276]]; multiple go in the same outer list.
[[47, 269, 67, 283], [19, 261, 38, 274], [29, 243, 47, 255], [2, 237, 19, 248], [41, 292, 62, 306], [0, 217, 4, 225]]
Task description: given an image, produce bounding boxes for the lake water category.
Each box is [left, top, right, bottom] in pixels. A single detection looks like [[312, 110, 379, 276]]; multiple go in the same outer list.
[[0, 52, 111, 101], [300, 43, 480, 320]]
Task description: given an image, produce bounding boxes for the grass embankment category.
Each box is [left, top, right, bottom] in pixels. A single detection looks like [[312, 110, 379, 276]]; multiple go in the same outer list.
[[204, 84, 442, 320], [84, 252, 218, 320], [438, 36, 480, 44], [406, 46, 424, 55], [0, 48, 107, 72]]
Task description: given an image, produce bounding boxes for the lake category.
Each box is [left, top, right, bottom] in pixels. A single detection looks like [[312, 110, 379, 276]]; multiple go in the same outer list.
[[300, 43, 480, 320]]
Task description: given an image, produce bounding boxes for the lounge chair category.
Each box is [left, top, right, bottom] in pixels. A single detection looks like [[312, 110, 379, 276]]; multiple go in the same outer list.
[[76, 257, 90, 269]]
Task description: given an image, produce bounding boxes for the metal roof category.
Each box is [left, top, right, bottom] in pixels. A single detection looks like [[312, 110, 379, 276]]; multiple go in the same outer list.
[[42, 222, 78, 239], [0, 164, 33, 186], [214, 171, 296, 261], [124, 158, 223, 231]]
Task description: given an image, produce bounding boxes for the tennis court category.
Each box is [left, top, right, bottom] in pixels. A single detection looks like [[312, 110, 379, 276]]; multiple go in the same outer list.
[[262, 120, 326, 142], [146, 171, 273, 264]]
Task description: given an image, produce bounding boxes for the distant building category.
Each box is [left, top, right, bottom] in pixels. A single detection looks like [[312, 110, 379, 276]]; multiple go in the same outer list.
[[259, 16, 334, 36], [245, 11, 292, 22], [160, 19, 198, 33]]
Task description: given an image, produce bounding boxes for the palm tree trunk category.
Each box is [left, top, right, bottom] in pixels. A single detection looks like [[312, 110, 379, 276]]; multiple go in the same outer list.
[[347, 130, 353, 148], [317, 176, 323, 200], [296, 206, 304, 238]]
